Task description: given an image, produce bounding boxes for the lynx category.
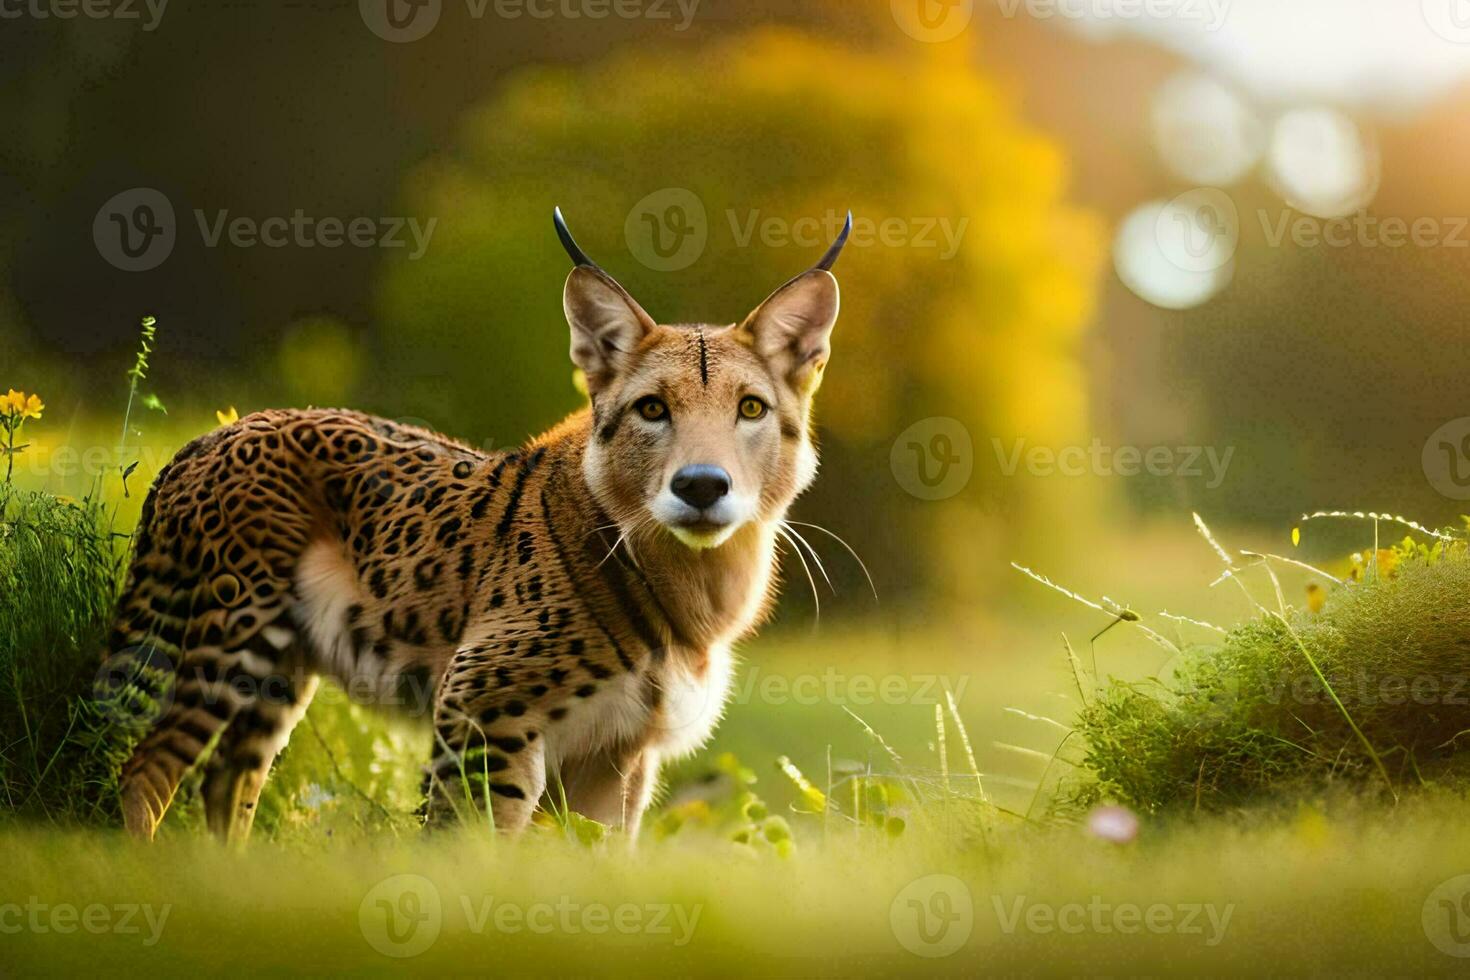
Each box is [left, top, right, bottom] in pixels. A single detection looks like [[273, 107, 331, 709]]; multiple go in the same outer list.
[[114, 208, 849, 841]]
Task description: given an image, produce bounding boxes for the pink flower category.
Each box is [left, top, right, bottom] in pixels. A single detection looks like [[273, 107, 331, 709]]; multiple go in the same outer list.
[[1087, 804, 1140, 844]]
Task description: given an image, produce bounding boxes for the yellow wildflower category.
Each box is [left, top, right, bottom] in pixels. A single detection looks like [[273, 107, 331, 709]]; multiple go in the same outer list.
[[216, 406, 240, 427], [4, 389, 43, 421], [1305, 582, 1326, 614]]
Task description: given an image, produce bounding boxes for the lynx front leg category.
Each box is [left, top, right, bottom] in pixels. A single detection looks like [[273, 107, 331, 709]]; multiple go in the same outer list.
[[558, 746, 659, 838], [425, 697, 546, 832]]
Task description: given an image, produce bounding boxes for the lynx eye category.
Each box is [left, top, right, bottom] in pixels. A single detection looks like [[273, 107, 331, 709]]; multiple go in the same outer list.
[[738, 396, 768, 421], [634, 396, 669, 422]]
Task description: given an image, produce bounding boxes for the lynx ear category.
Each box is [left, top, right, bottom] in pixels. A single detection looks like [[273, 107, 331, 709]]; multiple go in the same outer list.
[[737, 213, 849, 392], [556, 208, 656, 393], [737, 270, 840, 391]]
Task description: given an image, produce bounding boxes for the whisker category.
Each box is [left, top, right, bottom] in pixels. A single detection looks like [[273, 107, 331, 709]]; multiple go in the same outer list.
[[596, 530, 629, 569], [781, 521, 834, 595], [582, 521, 623, 541], [776, 525, 821, 627], [786, 520, 878, 601]]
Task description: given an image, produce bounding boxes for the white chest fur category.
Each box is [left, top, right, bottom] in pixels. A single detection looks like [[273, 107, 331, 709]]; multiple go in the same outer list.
[[546, 644, 735, 765], [649, 644, 735, 758]]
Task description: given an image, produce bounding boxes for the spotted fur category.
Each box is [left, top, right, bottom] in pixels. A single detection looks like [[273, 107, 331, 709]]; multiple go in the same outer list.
[[115, 220, 844, 842]]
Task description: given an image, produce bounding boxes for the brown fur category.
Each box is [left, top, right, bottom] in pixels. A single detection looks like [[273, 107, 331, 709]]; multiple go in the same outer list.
[[113, 237, 842, 842]]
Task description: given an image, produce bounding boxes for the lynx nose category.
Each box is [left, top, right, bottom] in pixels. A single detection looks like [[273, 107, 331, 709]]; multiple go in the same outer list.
[[670, 465, 731, 511]]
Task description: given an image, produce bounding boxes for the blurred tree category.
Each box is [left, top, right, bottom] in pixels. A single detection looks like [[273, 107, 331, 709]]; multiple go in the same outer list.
[[374, 28, 1105, 601]]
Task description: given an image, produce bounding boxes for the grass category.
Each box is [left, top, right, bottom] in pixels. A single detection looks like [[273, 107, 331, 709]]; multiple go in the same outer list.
[[0, 487, 139, 824], [6, 792, 1470, 974]]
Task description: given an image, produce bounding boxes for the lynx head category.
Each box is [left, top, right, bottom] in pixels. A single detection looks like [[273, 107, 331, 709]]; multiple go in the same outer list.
[[557, 207, 848, 551]]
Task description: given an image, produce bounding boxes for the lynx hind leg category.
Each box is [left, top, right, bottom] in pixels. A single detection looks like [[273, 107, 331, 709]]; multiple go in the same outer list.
[[425, 686, 547, 832], [116, 426, 318, 839], [115, 560, 308, 840], [117, 614, 306, 840], [119, 690, 234, 841], [202, 669, 318, 844]]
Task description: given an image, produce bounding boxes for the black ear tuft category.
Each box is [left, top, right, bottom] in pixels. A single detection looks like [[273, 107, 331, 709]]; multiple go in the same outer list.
[[553, 206, 600, 270], [814, 210, 852, 272]]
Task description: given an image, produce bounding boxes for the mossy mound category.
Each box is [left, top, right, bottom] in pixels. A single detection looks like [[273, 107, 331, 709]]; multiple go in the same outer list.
[[1074, 540, 1470, 813]]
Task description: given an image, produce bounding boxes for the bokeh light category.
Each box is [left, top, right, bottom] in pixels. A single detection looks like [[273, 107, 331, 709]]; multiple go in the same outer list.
[[1152, 73, 1264, 186], [1267, 108, 1380, 219], [1114, 192, 1237, 310], [277, 315, 363, 406]]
